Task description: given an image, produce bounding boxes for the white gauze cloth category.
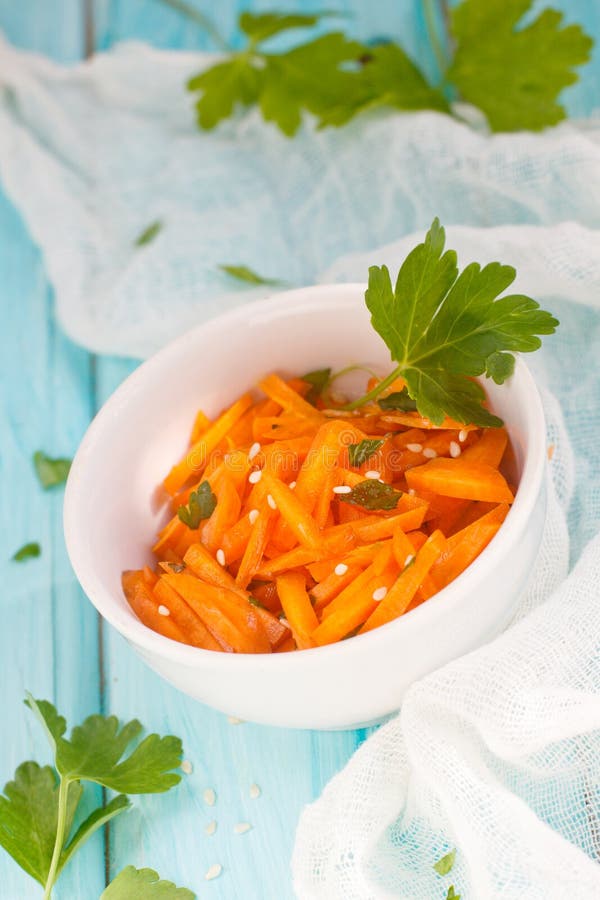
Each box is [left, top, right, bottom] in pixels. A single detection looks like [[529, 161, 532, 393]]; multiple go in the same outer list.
[[0, 35, 599, 900]]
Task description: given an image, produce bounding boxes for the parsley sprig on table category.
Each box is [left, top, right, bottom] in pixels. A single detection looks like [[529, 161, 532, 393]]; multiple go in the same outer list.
[[186, 1, 592, 136], [345, 218, 558, 427], [0, 694, 192, 899]]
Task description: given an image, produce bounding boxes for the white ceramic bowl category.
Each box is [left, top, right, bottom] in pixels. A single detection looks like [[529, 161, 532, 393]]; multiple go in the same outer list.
[[64, 285, 546, 730]]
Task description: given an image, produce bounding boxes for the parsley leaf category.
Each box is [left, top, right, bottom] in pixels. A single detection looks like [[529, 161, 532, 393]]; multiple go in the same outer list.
[[219, 264, 283, 286], [319, 42, 449, 127], [0, 762, 81, 886], [448, 0, 593, 132], [301, 367, 332, 405], [26, 696, 182, 793], [188, 57, 262, 129], [12, 542, 41, 562], [378, 388, 417, 412], [348, 439, 384, 468], [177, 481, 217, 529], [340, 480, 402, 511], [33, 451, 72, 489], [354, 218, 558, 426], [135, 220, 163, 247], [239, 10, 338, 44], [102, 865, 196, 899], [446, 887, 461, 900], [434, 848, 456, 876], [188, 14, 365, 137]]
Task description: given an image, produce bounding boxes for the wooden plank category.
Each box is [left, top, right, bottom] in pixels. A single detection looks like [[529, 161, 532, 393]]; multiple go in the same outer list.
[[0, 2, 107, 897], [0, 0, 85, 61], [0, 195, 105, 897]]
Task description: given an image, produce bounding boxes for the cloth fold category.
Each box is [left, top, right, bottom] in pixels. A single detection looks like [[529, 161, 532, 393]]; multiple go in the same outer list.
[[1, 36, 600, 358], [1, 35, 599, 900]]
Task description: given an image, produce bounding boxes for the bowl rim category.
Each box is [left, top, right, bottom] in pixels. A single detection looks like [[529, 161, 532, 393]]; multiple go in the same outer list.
[[64, 283, 546, 669]]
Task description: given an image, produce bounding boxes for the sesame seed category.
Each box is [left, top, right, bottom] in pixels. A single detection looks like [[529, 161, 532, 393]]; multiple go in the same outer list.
[[449, 441, 461, 458], [249, 783, 261, 799], [216, 548, 226, 566], [233, 822, 252, 835], [365, 470, 381, 480], [372, 586, 388, 602], [248, 509, 259, 525], [408, 488, 416, 495], [248, 441, 261, 461], [227, 715, 244, 725], [157, 605, 170, 617], [203, 788, 216, 807], [205, 864, 222, 881], [205, 820, 217, 836], [404, 554, 415, 569], [248, 469, 262, 484], [423, 448, 437, 459], [279, 617, 291, 630], [289, 480, 296, 489], [422, 419, 431, 427], [181, 759, 193, 775], [267, 494, 277, 510], [459, 429, 468, 443], [333, 485, 352, 495], [406, 443, 423, 453], [334, 563, 349, 576]]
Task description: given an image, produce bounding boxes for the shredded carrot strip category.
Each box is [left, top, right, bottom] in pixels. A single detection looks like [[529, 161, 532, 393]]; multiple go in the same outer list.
[[164, 392, 253, 495], [276, 572, 319, 649], [360, 530, 446, 633]]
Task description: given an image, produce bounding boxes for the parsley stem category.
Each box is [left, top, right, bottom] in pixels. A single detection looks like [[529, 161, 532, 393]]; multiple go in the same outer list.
[[44, 776, 69, 900], [154, 0, 230, 51], [423, 0, 450, 82], [341, 364, 404, 411]]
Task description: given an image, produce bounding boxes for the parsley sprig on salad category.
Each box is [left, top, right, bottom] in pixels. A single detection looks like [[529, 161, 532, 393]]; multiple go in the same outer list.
[[345, 218, 558, 426]]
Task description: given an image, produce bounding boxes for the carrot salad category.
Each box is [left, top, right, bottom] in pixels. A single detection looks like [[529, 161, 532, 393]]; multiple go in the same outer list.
[[122, 371, 513, 653]]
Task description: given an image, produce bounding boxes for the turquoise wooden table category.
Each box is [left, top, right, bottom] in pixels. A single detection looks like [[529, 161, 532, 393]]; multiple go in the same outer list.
[[0, 2, 598, 898]]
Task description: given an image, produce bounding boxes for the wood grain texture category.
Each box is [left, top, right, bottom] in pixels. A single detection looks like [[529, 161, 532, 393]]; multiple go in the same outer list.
[[0, 0, 598, 897]]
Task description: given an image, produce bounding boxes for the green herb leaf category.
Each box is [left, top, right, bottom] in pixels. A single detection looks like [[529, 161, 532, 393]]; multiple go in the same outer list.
[[318, 42, 449, 127], [348, 439, 384, 468], [239, 10, 339, 44], [59, 794, 130, 876], [168, 562, 186, 573], [33, 451, 71, 489], [301, 367, 332, 405], [135, 220, 163, 247], [101, 865, 196, 899], [378, 388, 417, 412], [219, 264, 283, 286], [360, 218, 558, 426], [0, 762, 82, 886], [446, 887, 461, 900], [258, 33, 365, 136], [448, 0, 593, 132], [26, 696, 182, 794], [434, 848, 456, 876], [249, 597, 267, 609], [177, 481, 217, 529], [340, 480, 402, 511], [188, 57, 262, 129], [188, 25, 365, 137], [12, 542, 41, 562]]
